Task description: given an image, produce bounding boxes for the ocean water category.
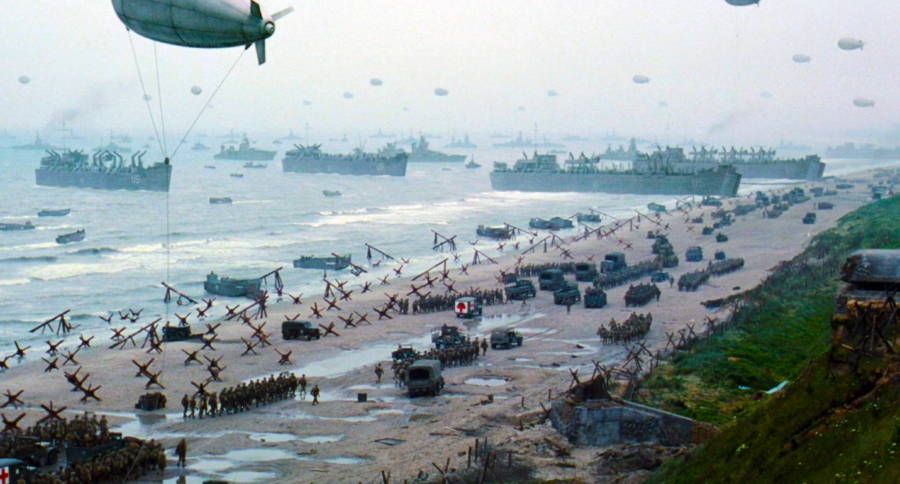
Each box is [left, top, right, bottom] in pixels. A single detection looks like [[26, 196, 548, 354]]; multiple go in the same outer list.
[[0, 137, 895, 354]]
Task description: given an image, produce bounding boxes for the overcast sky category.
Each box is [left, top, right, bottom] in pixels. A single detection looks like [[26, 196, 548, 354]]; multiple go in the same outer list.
[[1, 0, 897, 146]]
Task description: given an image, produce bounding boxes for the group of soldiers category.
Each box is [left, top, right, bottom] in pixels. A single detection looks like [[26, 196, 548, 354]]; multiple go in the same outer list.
[[17, 413, 111, 448], [391, 338, 486, 386], [405, 288, 507, 315], [29, 439, 166, 484], [515, 262, 577, 277], [180, 372, 319, 418], [597, 312, 653, 344]]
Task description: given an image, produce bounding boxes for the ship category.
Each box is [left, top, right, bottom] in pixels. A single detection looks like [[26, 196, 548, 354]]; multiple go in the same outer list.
[[209, 197, 233, 204], [282, 144, 408, 177], [56, 229, 85, 244], [243, 162, 266, 169], [493, 132, 564, 149], [35, 150, 172, 192], [444, 135, 478, 149], [825, 143, 900, 160], [598, 138, 642, 161], [370, 129, 395, 139], [204, 272, 261, 298], [214, 135, 276, 161], [465, 158, 481, 169], [490, 148, 742, 197], [192, 142, 210, 151], [293, 254, 351, 271], [632, 146, 825, 180], [12, 133, 59, 151], [38, 208, 71, 217], [322, 190, 342, 197], [0, 221, 35, 231], [408, 136, 466, 163], [95, 142, 132, 154]]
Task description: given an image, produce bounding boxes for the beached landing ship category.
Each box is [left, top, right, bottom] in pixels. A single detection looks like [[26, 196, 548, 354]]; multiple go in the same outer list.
[[35, 150, 172, 192], [282, 144, 408, 177], [214, 135, 276, 161], [490, 148, 742, 197], [204, 272, 261, 298], [633, 146, 825, 180], [293, 254, 351, 271], [407, 136, 466, 163]]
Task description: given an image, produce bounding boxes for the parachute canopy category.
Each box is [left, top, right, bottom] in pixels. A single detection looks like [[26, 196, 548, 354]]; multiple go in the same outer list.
[[632, 75, 650, 84], [110, 0, 294, 64], [434, 88, 449, 97], [792, 54, 811, 63], [369, 78, 383, 87], [852, 97, 875, 108], [838, 38, 865, 51], [17, 75, 30, 84], [191, 85, 203, 95]]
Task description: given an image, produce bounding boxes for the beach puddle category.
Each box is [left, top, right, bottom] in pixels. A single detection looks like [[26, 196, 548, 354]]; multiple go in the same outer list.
[[219, 448, 294, 462], [220, 470, 278, 482], [464, 377, 508, 387], [370, 408, 405, 416], [248, 432, 298, 443], [300, 434, 344, 443], [296, 455, 372, 465], [374, 438, 405, 446]]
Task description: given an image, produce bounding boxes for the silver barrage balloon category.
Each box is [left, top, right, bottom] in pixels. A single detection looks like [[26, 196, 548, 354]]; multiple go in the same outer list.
[[547, 89, 559, 97], [434, 87, 449, 96], [792, 54, 811, 63], [760, 91, 774, 99], [302, 100, 312, 106], [632, 75, 650, 84], [725, 0, 760, 6], [110, 0, 294, 64], [369, 78, 383, 87], [343, 92, 354, 99], [191, 85, 203, 95], [18, 75, 31, 84], [852, 97, 875, 108], [838, 37, 865, 51]]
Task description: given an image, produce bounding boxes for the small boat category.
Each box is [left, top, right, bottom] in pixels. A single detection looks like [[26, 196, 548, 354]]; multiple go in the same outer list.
[[38, 208, 71, 217], [322, 190, 342, 197], [441, 167, 452, 171], [209, 197, 233, 205], [647, 202, 668, 213], [192, 143, 210, 151], [204, 165, 216, 169], [0, 221, 36, 231], [465, 159, 481, 169], [56, 229, 85, 244], [293, 254, 351, 271], [204, 272, 261, 298], [243, 162, 266, 169], [575, 212, 601, 223], [230, 173, 244, 178]]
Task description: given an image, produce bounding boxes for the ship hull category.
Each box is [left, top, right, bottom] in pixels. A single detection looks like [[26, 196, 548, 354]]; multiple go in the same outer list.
[[408, 154, 467, 163], [35, 165, 172, 192], [490, 167, 741, 197], [214, 152, 276, 161], [634, 156, 825, 180], [282, 157, 407, 176]]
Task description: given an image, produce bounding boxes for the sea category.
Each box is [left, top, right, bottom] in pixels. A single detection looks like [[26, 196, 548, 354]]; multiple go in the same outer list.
[[0, 135, 896, 355]]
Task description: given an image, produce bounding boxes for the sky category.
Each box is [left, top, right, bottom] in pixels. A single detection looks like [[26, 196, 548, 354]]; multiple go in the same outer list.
[[1, 0, 898, 147]]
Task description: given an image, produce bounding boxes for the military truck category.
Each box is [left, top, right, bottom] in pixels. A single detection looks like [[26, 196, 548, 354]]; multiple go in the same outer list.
[[701, 196, 723, 207], [600, 252, 627, 273], [0, 458, 25, 484], [282, 320, 321, 340], [490, 329, 524, 349], [538, 269, 566, 291], [678, 270, 710, 291], [432, 325, 466, 349], [686, 246, 703, 262], [454, 296, 483, 318], [553, 282, 581, 305], [624, 283, 660, 306], [391, 345, 418, 363], [701, 226, 715, 235], [650, 271, 669, 283], [716, 233, 729, 243], [714, 250, 726, 261], [584, 286, 608, 309], [574, 262, 598, 282], [405, 359, 445, 397], [476, 224, 512, 240], [803, 212, 817, 224], [835, 249, 900, 314], [135, 392, 167, 411], [505, 279, 536, 300], [162, 325, 196, 342], [817, 201, 834, 210]]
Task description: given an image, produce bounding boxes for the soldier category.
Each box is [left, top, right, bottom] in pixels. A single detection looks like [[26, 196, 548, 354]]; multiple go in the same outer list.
[[310, 384, 320, 405], [374, 363, 384, 383], [181, 394, 190, 418], [298, 373, 308, 399], [188, 396, 196, 418], [198, 393, 207, 419], [480, 338, 488, 356], [208, 392, 218, 417], [157, 447, 167, 476], [175, 438, 187, 468]]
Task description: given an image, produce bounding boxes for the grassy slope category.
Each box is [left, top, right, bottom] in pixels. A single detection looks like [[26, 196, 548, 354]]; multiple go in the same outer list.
[[642, 196, 900, 483]]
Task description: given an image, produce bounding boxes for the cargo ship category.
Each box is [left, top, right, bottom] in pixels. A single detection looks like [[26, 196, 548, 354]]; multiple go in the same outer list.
[[490, 148, 742, 197], [35, 150, 172, 192], [282, 144, 408, 177], [408, 136, 466, 163], [633, 146, 825, 180]]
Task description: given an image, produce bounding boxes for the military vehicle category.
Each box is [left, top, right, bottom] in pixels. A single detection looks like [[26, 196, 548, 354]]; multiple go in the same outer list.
[[445, 135, 478, 149], [407, 136, 466, 163], [432, 325, 467, 349], [55, 229, 85, 245], [505, 279, 536, 300], [574, 262, 598, 282], [490, 329, 524, 349], [714, 250, 726, 260], [36, 150, 172, 192], [282, 144, 408, 177], [491, 148, 742, 196], [203, 272, 261, 298], [209, 197, 233, 204], [454, 296, 483, 318], [476, 224, 513, 240], [293, 254, 351, 271], [651, 235, 679, 268], [595, 258, 661, 289], [810, 187, 824, 197], [716, 233, 729, 243], [405, 359, 445, 397], [625, 283, 661, 306], [647, 202, 667, 213], [601, 252, 627, 273], [539, 269, 566, 291], [817, 201, 834, 210], [553, 282, 581, 305], [575, 212, 602, 223], [584, 286, 608, 308], [803, 212, 817, 224], [282, 320, 321, 340], [678, 270, 710, 291], [162, 325, 197, 342], [707, 258, 745, 276], [391, 345, 419, 363], [835, 183, 854, 190], [0, 458, 25, 484], [702, 226, 715, 235], [37, 208, 70, 217], [650, 271, 669, 283], [0, 221, 35, 231], [701, 196, 723, 207], [214, 135, 276, 161], [634, 146, 825, 180], [686, 246, 703, 262], [135, 392, 167, 411], [835, 249, 900, 314], [529, 217, 574, 231]]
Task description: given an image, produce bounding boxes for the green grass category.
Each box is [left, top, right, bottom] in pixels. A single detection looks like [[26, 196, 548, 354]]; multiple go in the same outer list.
[[637, 196, 900, 425]]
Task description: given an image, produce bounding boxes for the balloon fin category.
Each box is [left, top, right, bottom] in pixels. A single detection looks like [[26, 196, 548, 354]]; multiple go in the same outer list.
[[251, 1, 262, 20], [255, 40, 266, 65]]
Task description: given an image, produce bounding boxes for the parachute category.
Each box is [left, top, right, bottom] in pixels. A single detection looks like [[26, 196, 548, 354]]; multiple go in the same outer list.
[[632, 75, 650, 84], [434, 88, 449, 97], [111, 0, 294, 65]]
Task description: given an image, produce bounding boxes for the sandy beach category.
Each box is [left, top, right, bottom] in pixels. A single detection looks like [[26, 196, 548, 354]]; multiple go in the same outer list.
[[0, 174, 882, 483]]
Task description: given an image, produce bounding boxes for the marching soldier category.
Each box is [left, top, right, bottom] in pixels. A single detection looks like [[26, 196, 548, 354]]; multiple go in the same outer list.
[[298, 373, 308, 399], [310, 384, 320, 405], [181, 394, 190, 418], [175, 438, 188, 468], [188, 396, 196, 419], [374, 363, 384, 383], [480, 338, 488, 356]]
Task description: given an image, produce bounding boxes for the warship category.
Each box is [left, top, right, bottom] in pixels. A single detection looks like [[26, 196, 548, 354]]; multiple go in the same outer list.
[[370, 129, 395, 139], [492, 132, 564, 149], [632, 146, 825, 180], [825, 143, 900, 160], [444, 135, 478, 149], [192, 142, 210, 151], [95, 142, 132, 154], [282, 144, 408, 176], [214, 135, 276, 161], [490, 148, 742, 197], [35, 150, 172, 192], [407, 136, 466, 163], [12, 133, 59, 151], [599, 138, 642, 161]]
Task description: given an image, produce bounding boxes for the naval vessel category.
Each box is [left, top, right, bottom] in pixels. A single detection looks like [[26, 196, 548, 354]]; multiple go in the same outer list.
[[282, 144, 408, 176], [599, 138, 642, 161], [13, 133, 59, 151], [490, 148, 742, 197], [214, 135, 276, 161], [35, 150, 172, 192], [408, 136, 466, 163], [633, 146, 825, 180]]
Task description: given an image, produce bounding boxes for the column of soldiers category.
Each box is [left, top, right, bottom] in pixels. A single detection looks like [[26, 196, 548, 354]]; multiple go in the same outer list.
[[515, 262, 577, 277], [405, 288, 506, 315], [596, 312, 653, 344], [391, 338, 485, 386], [1, 414, 165, 484], [181, 372, 315, 418]]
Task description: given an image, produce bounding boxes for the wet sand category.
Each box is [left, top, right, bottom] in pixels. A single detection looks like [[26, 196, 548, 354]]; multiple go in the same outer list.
[[0, 175, 881, 483]]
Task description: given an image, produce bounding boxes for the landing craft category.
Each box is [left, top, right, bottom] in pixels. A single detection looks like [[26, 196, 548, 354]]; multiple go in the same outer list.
[[110, 0, 294, 65], [838, 38, 865, 51], [853, 97, 875, 108], [792, 54, 811, 63]]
